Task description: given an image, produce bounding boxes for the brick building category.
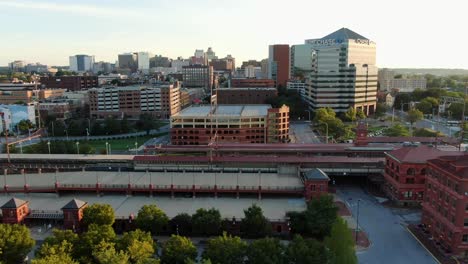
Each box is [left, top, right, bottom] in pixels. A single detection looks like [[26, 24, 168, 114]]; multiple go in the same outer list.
[[40, 76, 98, 91], [1, 198, 29, 224], [170, 104, 289, 145], [89, 82, 180, 119], [268, 45, 290, 87], [303, 169, 329, 201], [422, 154, 468, 257], [383, 144, 452, 206], [216, 88, 277, 105], [62, 199, 87, 231], [182, 65, 213, 90], [231, 78, 275, 88]]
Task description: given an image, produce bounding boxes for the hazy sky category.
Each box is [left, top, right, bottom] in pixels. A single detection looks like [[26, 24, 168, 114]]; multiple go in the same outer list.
[[0, 0, 467, 69]]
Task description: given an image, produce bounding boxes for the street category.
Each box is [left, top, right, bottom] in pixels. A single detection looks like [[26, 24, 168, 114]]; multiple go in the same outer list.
[[336, 186, 437, 264], [289, 121, 322, 143], [390, 110, 460, 136]]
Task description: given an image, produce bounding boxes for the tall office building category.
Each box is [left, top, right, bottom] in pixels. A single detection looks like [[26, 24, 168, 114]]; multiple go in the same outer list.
[[137, 52, 152, 73], [205, 47, 217, 61], [118, 53, 138, 72], [304, 28, 378, 114], [182, 65, 213, 90], [69, 55, 95, 72], [268, 45, 290, 87], [290, 44, 315, 77]]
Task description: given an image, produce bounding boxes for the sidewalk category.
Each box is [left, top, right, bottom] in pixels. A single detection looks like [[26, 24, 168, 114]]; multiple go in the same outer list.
[[334, 196, 371, 250]]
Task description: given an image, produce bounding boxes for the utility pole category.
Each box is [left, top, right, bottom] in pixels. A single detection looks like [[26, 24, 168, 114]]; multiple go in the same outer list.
[[460, 84, 467, 151]]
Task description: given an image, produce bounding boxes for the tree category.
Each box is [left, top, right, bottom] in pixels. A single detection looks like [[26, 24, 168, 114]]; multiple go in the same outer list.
[[0, 223, 35, 263], [416, 100, 433, 114], [17, 119, 34, 133], [287, 195, 338, 239], [384, 124, 410, 137], [135, 204, 169, 235], [375, 103, 387, 118], [192, 208, 222, 236], [246, 237, 285, 264], [286, 235, 328, 264], [32, 253, 78, 264], [325, 218, 357, 264], [92, 241, 129, 264], [120, 117, 130, 133], [413, 128, 443, 137], [313, 108, 335, 123], [36, 229, 78, 259], [82, 203, 115, 226], [202, 233, 247, 264], [240, 204, 272, 238], [356, 109, 366, 119], [117, 230, 155, 264], [160, 235, 197, 264], [33, 240, 77, 264], [406, 108, 423, 127], [77, 224, 116, 262], [104, 117, 121, 135], [344, 107, 357, 122], [170, 213, 192, 236]]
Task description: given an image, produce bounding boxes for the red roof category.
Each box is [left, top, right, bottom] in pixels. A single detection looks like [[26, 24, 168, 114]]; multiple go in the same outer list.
[[387, 145, 461, 164], [428, 155, 468, 179]]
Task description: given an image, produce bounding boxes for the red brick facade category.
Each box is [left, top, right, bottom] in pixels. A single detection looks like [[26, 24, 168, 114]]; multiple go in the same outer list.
[[40, 76, 98, 91], [231, 79, 275, 88], [1, 198, 29, 224], [421, 155, 468, 257], [216, 88, 277, 105]]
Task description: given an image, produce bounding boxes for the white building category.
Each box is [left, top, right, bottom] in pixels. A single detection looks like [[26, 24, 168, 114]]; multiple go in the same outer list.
[[378, 69, 427, 92], [69, 55, 95, 72], [171, 58, 190, 73], [287, 81, 306, 97], [137, 52, 152, 74], [0, 104, 36, 130], [244, 66, 262, 78], [304, 28, 378, 115]]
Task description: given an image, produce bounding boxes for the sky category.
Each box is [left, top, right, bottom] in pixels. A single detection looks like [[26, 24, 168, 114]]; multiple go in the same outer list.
[[0, 0, 467, 69]]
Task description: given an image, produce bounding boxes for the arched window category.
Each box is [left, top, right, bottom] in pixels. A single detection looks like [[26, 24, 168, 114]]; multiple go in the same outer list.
[[407, 168, 416, 175]]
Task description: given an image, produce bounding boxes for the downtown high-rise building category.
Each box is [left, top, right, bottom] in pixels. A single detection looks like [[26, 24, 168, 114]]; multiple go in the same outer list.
[[268, 45, 290, 88], [118, 53, 138, 72], [69, 55, 95, 72], [304, 28, 377, 114], [137, 52, 152, 73]]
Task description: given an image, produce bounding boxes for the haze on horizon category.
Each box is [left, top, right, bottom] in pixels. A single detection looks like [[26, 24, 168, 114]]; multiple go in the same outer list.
[[0, 0, 466, 69]]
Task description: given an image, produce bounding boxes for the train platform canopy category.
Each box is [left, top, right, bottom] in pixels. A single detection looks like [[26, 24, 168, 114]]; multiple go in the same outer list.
[[0, 194, 306, 220]]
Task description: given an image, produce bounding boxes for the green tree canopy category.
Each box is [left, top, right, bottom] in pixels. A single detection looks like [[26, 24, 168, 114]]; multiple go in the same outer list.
[[135, 204, 169, 235], [160, 235, 197, 264], [117, 229, 155, 263], [384, 124, 410, 137], [92, 241, 129, 264], [240, 204, 272, 238], [77, 224, 116, 262], [192, 208, 222, 236], [406, 108, 424, 126], [246, 237, 285, 264], [286, 235, 329, 264], [324, 218, 357, 264], [356, 109, 366, 119], [35, 229, 78, 259], [170, 213, 192, 236], [0, 223, 35, 264], [313, 107, 336, 123], [82, 203, 115, 226], [344, 107, 357, 122], [375, 103, 388, 118], [202, 233, 247, 264]]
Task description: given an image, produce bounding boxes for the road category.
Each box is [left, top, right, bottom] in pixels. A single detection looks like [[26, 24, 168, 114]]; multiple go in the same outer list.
[[289, 121, 321, 143], [390, 110, 460, 136], [336, 186, 437, 264]]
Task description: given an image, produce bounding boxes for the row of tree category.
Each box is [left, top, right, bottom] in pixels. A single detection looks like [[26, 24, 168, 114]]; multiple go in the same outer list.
[[10, 140, 95, 154]]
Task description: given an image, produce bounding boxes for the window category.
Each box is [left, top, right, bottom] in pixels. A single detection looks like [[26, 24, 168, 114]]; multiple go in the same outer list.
[[464, 219, 468, 227], [407, 168, 416, 175], [463, 234, 468, 242], [421, 168, 427, 175]]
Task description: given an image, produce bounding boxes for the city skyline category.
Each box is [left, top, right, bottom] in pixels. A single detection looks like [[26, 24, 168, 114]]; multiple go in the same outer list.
[[0, 0, 467, 69]]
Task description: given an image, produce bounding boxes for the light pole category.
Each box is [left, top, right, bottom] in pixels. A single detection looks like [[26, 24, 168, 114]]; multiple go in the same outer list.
[[105, 142, 109, 155], [76, 142, 80, 154], [319, 122, 329, 144], [87, 118, 91, 134], [305, 110, 311, 122], [86, 128, 89, 141], [355, 198, 361, 244], [64, 129, 68, 140], [19, 142, 23, 154], [47, 141, 51, 155], [51, 121, 55, 137], [134, 142, 138, 155]]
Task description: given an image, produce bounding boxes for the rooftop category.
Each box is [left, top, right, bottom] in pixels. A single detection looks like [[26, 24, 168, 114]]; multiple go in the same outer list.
[[304, 169, 329, 181], [1, 197, 28, 209], [322, 28, 368, 40], [428, 155, 468, 179], [173, 104, 272, 118], [61, 199, 87, 210], [386, 145, 461, 164]]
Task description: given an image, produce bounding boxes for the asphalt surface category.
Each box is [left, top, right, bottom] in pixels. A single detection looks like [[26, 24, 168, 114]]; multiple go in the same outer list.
[[289, 121, 322, 143], [391, 110, 460, 136], [336, 186, 437, 264]]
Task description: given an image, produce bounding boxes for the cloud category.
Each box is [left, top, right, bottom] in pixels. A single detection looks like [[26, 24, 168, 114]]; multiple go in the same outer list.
[[0, 0, 143, 18]]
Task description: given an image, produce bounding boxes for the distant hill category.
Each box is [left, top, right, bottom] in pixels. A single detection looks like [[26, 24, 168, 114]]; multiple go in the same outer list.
[[389, 68, 468, 76]]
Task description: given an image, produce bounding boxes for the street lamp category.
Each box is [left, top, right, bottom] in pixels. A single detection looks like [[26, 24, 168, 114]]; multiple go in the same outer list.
[[305, 110, 311, 122], [76, 142, 80, 154], [47, 141, 51, 155], [355, 198, 361, 244], [64, 129, 69, 140], [319, 122, 329, 144], [19, 142, 23, 154], [86, 128, 89, 141], [134, 142, 138, 155], [105, 142, 109, 155]]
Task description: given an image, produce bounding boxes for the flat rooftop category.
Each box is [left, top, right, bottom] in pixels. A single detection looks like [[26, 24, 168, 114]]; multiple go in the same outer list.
[[0, 194, 306, 220], [173, 105, 272, 118]]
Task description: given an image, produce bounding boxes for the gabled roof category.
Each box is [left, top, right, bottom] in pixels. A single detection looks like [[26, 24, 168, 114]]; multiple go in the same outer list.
[[1, 198, 28, 209], [304, 168, 330, 181], [61, 199, 87, 210], [322, 28, 368, 40], [387, 145, 459, 164]]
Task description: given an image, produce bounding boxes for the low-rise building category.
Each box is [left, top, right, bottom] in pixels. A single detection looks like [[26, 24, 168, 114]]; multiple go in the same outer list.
[[38, 101, 71, 119], [170, 104, 289, 145], [89, 82, 180, 119], [216, 87, 277, 105], [40, 76, 98, 91], [231, 78, 275, 88]]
